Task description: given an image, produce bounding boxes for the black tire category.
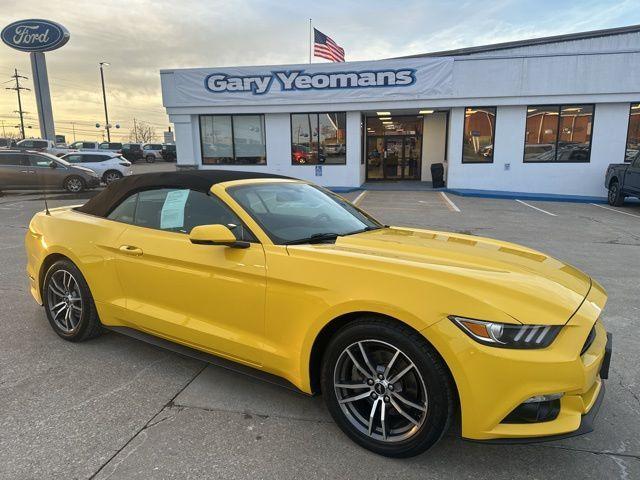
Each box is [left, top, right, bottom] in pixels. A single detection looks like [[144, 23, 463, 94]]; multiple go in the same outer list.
[[42, 259, 103, 342], [146, 155, 155, 163], [321, 317, 454, 458], [103, 170, 123, 185], [608, 180, 625, 206], [63, 176, 85, 193]]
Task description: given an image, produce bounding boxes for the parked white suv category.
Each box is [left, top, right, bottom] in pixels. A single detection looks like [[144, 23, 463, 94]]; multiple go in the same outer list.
[[141, 143, 164, 163], [61, 151, 133, 184]]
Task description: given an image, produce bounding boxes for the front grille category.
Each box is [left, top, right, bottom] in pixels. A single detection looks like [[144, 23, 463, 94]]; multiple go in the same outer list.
[[580, 325, 596, 355]]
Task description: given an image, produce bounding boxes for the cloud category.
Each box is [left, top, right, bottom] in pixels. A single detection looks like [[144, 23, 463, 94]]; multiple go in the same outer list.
[[0, 0, 638, 141]]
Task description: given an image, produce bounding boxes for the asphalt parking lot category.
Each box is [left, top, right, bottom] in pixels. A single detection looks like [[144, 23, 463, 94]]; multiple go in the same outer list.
[[1, 171, 639, 479]]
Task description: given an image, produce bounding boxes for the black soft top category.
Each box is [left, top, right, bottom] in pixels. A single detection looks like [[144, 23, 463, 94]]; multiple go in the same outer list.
[[76, 170, 290, 217]]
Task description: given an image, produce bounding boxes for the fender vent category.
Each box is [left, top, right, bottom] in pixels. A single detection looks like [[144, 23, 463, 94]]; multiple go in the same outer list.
[[580, 325, 596, 356]]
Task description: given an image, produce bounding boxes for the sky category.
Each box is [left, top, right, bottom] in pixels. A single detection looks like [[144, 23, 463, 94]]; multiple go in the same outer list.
[[0, 0, 639, 142]]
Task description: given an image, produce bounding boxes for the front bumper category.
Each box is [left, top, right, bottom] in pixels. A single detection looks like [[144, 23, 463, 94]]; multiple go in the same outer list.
[[86, 177, 101, 188], [424, 281, 611, 441]]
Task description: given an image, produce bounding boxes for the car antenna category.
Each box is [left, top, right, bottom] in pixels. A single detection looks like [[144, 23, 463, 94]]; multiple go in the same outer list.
[[41, 158, 50, 215], [43, 185, 50, 215]]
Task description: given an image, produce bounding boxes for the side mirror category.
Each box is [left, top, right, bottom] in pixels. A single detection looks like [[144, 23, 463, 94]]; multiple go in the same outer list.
[[49, 161, 58, 169], [189, 224, 249, 248]]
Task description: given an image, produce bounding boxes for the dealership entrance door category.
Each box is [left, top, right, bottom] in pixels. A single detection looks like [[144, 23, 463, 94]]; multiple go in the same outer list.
[[365, 115, 423, 181]]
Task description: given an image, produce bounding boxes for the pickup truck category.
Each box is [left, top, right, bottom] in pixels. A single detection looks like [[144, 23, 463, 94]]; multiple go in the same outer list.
[[605, 153, 640, 205], [15, 139, 76, 157]]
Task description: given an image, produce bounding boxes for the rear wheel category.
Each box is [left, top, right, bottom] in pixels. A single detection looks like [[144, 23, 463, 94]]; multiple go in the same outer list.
[[103, 170, 123, 184], [64, 176, 85, 193], [608, 180, 624, 206], [321, 318, 454, 457], [146, 155, 155, 163], [43, 259, 103, 341]]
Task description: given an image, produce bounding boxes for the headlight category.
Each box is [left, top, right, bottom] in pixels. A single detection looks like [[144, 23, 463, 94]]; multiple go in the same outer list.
[[449, 316, 562, 349]]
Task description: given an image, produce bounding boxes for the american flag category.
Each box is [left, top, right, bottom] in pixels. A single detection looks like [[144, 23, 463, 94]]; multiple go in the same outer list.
[[314, 28, 345, 62]]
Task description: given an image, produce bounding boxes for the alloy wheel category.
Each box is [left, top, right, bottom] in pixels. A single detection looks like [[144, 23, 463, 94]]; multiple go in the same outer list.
[[105, 172, 121, 184], [47, 269, 83, 333], [333, 340, 428, 443], [608, 184, 618, 204], [66, 178, 83, 192]]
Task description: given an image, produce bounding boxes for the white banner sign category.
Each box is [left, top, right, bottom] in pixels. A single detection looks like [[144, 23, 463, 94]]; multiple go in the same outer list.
[[167, 57, 453, 106]]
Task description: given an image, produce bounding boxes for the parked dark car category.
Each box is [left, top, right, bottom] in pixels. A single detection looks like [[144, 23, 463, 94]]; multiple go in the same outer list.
[[605, 153, 640, 205], [121, 143, 143, 162], [161, 144, 176, 162], [0, 150, 100, 193]]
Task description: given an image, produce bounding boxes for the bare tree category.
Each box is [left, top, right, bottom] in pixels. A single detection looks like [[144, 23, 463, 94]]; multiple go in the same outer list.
[[129, 121, 157, 143]]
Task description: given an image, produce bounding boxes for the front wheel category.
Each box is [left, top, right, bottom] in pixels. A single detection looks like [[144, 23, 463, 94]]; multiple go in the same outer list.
[[43, 259, 103, 341], [103, 170, 123, 184], [64, 176, 85, 193], [146, 155, 155, 163], [608, 180, 625, 206], [321, 318, 454, 457]]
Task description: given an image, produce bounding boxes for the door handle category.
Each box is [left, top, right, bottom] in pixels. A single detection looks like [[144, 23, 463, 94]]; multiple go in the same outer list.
[[119, 245, 143, 256]]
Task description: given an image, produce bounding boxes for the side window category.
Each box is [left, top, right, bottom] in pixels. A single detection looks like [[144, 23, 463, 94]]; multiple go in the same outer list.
[[126, 188, 255, 240], [87, 154, 109, 163], [0, 153, 25, 166], [65, 154, 82, 163], [107, 193, 138, 224], [20, 140, 34, 148], [34, 141, 49, 149], [83, 142, 95, 149], [28, 155, 53, 167]]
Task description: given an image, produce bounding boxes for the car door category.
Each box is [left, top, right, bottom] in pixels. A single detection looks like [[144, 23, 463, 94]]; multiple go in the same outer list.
[[626, 155, 640, 194], [109, 187, 267, 365], [0, 152, 36, 188], [28, 154, 67, 189]]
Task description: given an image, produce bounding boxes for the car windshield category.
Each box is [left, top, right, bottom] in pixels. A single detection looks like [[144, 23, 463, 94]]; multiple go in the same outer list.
[[228, 182, 382, 245]]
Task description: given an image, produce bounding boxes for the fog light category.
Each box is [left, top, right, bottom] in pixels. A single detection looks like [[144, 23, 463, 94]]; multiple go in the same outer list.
[[523, 393, 564, 404], [502, 394, 563, 424]]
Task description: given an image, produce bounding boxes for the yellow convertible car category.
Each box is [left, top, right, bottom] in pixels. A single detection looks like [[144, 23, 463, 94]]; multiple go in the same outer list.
[[25, 171, 612, 457]]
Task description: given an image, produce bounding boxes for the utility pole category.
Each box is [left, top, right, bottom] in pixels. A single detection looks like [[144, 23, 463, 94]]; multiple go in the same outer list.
[[5, 69, 30, 139], [133, 117, 139, 143], [99, 62, 111, 142], [1, 120, 5, 138], [72, 122, 76, 142]]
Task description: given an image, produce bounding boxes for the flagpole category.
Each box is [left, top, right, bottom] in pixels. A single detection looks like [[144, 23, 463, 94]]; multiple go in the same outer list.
[[309, 18, 312, 63]]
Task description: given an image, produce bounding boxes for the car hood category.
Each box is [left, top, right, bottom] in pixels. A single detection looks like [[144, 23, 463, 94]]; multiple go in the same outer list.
[[294, 227, 592, 325]]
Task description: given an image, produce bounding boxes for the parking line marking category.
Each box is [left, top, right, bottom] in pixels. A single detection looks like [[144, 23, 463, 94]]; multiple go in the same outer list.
[[439, 192, 461, 212], [515, 199, 557, 216], [590, 203, 640, 219], [353, 191, 368, 206]]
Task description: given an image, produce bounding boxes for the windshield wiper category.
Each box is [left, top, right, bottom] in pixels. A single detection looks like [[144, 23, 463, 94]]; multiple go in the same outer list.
[[284, 232, 341, 245]]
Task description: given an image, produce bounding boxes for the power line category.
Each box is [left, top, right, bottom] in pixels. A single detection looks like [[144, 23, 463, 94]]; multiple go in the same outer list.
[[5, 69, 30, 139]]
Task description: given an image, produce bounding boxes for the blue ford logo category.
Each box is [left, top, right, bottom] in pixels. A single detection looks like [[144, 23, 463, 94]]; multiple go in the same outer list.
[[1, 19, 69, 52]]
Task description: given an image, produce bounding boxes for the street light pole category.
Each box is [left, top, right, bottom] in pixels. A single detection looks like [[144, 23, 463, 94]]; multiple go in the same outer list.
[[99, 62, 111, 142]]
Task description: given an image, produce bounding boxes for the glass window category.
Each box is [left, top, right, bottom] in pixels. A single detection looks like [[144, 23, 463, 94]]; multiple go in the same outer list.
[[625, 103, 640, 163], [107, 193, 138, 224], [524, 105, 593, 162], [108, 188, 254, 240], [200, 115, 266, 165], [462, 107, 496, 163], [64, 154, 83, 163], [228, 182, 381, 244], [291, 113, 346, 165], [0, 153, 25, 166], [27, 154, 54, 167]]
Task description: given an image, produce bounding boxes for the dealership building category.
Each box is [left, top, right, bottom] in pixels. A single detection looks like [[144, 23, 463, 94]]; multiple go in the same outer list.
[[160, 25, 640, 199]]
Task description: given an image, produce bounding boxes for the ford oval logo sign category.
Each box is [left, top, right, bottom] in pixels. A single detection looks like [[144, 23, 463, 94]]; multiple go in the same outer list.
[[1, 19, 69, 52]]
